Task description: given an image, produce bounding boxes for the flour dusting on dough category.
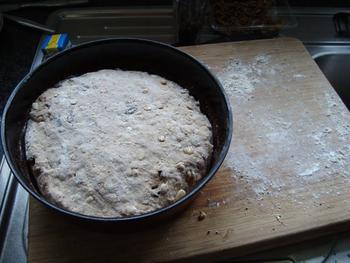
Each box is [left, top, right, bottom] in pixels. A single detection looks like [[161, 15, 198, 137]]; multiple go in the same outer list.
[[25, 69, 213, 217]]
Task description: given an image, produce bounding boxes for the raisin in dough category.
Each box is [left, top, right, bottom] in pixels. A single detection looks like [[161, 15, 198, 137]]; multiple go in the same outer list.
[[25, 69, 213, 217]]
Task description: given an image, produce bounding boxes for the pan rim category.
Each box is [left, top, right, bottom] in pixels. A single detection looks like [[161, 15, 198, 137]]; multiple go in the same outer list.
[[1, 37, 233, 222]]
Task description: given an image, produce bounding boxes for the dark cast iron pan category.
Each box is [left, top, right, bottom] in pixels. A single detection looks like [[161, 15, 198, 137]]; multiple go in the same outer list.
[[1, 38, 232, 226]]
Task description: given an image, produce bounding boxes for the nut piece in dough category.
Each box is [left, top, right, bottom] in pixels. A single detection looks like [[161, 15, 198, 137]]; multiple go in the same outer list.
[[175, 189, 186, 200]]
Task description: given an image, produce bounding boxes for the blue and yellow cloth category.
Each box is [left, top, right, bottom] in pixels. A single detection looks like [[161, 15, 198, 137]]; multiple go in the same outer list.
[[41, 34, 69, 55]]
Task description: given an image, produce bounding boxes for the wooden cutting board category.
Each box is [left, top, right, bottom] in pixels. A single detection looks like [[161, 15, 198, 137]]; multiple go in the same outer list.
[[28, 38, 350, 263]]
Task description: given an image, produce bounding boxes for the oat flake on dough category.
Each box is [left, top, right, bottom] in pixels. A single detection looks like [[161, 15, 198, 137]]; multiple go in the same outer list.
[[25, 69, 213, 217]]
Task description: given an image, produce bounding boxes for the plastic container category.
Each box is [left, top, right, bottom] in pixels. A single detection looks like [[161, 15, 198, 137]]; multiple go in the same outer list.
[[209, 0, 296, 37]]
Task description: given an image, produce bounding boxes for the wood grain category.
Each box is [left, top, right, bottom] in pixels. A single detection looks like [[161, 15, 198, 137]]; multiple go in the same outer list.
[[28, 38, 350, 263]]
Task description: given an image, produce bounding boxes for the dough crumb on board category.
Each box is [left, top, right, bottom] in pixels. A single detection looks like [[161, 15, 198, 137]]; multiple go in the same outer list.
[[25, 69, 213, 217], [198, 211, 207, 221]]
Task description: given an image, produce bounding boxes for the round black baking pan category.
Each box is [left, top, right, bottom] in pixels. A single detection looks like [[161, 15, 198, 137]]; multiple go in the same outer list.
[[1, 38, 232, 224]]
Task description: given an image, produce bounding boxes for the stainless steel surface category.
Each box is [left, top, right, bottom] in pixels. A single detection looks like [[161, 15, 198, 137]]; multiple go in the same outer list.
[[312, 46, 350, 110], [0, 0, 89, 12], [293, 8, 350, 111], [2, 13, 55, 33], [0, 0, 90, 33], [280, 7, 350, 44], [47, 6, 177, 44], [307, 44, 350, 58], [0, 160, 28, 263]]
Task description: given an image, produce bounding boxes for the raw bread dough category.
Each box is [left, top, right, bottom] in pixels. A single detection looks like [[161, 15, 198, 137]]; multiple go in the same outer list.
[[25, 69, 213, 217]]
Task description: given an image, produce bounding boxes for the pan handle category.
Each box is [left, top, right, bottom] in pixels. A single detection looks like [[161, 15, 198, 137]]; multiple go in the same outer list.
[[3, 14, 55, 34]]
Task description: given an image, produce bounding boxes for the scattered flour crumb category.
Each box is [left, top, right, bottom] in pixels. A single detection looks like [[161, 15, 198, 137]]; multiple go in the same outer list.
[[293, 74, 305, 79], [298, 163, 320, 177], [217, 58, 258, 99]]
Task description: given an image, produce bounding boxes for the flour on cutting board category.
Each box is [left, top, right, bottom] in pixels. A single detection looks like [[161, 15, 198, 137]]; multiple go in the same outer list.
[[217, 54, 279, 101], [216, 53, 350, 205]]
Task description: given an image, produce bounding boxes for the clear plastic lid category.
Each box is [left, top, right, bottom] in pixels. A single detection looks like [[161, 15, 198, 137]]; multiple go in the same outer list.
[[209, 0, 297, 36]]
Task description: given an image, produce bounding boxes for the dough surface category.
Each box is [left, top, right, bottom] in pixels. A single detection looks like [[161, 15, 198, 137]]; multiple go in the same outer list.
[[25, 69, 213, 217]]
